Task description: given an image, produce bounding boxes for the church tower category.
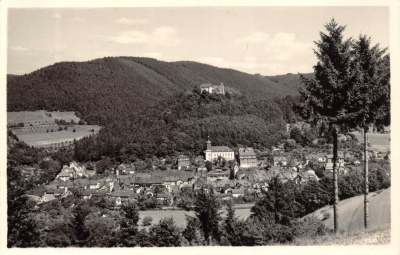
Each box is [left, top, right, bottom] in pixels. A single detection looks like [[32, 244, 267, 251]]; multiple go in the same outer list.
[[204, 138, 212, 161]]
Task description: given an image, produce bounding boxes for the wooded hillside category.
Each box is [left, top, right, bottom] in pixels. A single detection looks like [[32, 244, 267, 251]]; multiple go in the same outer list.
[[7, 57, 305, 124]]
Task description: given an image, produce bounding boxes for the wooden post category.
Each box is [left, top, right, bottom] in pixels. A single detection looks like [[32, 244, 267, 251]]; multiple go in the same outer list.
[[364, 129, 369, 229], [332, 128, 339, 233]]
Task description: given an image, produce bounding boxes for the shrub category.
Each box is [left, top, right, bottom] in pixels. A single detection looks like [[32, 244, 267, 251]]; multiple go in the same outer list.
[[381, 180, 391, 189], [292, 216, 332, 238], [322, 212, 330, 221], [142, 216, 153, 227]]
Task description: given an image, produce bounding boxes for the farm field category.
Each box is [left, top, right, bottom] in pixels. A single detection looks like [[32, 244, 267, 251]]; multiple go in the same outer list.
[[16, 125, 101, 147], [8, 110, 81, 125], [138, 206, 253, 228]]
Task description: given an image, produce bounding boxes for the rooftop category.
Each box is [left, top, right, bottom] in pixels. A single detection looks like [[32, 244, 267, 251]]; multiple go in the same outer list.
[[212, 146, 233, 152]]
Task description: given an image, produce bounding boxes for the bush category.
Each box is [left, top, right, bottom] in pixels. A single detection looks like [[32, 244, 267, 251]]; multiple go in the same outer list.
[[322, 212, 330, 221], [142, 216, 153, 227], [292, 216, 332, 238], [381, 180, 391, 189]]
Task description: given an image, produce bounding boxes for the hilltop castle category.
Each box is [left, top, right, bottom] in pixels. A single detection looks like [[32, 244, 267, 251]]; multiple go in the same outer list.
[[200, 83, 225, 94]]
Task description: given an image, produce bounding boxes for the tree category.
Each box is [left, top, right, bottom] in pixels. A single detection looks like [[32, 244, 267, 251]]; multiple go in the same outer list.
[[302, 127, 317, 146], [119, 202, 140, 246], [193, 185, 222, 244], [182, 215, 206, 246], [222, 202, 242, 246], [205, 160, 213, 172], [149, 217, 181, 247], [344, 35, 390, 229], [251, 177, 299, 225], [290, 126, 302, 143], [284, 139, 296, 152], [69, 203, 91, 246], [298, 19, 355, 233]]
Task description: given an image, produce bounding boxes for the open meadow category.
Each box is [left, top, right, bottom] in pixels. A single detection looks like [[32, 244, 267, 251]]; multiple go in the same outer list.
[[16, 125, 101, 147], [351, 128, 390, 152], [139, 205, 253, 229]]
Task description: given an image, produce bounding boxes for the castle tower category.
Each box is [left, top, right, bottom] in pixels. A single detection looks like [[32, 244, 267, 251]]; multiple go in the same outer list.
[[220, 83, 225, 94]]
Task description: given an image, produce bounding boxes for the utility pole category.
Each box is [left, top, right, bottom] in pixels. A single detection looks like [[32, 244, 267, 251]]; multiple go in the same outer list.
[[364, 129, 369, 229]]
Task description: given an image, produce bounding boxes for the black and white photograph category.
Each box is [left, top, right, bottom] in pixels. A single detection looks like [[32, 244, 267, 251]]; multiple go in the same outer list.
[[1, 0, 399, 254]]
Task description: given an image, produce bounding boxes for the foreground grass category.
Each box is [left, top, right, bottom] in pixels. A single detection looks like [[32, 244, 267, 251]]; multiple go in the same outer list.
[[290, 226, 390, 246]]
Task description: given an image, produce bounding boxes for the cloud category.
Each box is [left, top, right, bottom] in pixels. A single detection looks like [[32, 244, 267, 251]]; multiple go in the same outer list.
[[106, 26, 180, 46], [264, 32, 313, 62], [71, 17, 85, 22], [116, 18, 148, 25], [53, 13, 62, 19], [236, 32, 269, 44], [10, 46, 29, 52]]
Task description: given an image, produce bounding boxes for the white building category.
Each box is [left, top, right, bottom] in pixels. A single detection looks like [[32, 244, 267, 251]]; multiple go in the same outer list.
[[200, 83, 225, 94], [204, 139, 234, 162]]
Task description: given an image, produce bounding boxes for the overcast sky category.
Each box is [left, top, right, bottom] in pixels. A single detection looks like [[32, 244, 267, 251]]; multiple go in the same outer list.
[[8, 7, 389, 76]]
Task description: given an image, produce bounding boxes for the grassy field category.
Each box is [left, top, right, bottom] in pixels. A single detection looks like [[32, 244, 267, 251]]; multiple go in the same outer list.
[[16, 125, 101, 147], [351, 128, 390, 152], [290, 226, 390, 245], [138, 206, 252, 229]]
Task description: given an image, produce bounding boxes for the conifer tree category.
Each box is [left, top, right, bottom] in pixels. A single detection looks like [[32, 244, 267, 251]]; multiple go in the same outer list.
[[298, 19, 355, 233], [251, 176, 298, 225], [119, 202, 140, 247], [69, 203, 91, 247], [149, 217, 181, 247], [223, 202, 241, 246], [193, 185, 222, 245], [344, 35, 390, 229]]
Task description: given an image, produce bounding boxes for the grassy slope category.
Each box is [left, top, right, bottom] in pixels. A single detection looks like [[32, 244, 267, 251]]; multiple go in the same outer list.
[[291, 226, 390, 245], [308, 188, 391, 234]]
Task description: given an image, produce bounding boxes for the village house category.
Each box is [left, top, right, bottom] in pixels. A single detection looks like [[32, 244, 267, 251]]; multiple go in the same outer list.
[[42, 192, 57, 203], [177, 155, 190, 170], [118, 163, 136, 175], [56, 171, 71, 182], [204, 139, 235, 162], [231, 188, 245, 198], [273, 156, 287, 166], [238, 147, 257, 168]]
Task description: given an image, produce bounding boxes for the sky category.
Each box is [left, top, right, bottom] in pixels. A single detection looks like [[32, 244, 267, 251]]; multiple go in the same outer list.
[[7, 7, 389, 76]]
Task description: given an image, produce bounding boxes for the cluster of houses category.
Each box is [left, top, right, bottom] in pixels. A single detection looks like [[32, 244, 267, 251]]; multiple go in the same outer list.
[[26, 155, 321, 209], [26, 138, 389, 209]]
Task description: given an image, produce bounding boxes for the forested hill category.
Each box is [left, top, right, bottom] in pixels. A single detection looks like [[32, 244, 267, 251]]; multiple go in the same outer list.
[[73, 89, 288, 162], [265, 73, 314, 93], [7, 57, 305, 124]]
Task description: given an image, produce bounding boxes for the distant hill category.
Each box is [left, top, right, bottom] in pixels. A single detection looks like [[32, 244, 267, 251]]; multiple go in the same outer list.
[[265, 72, 314, 93], [7, 57, 306, 124]]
